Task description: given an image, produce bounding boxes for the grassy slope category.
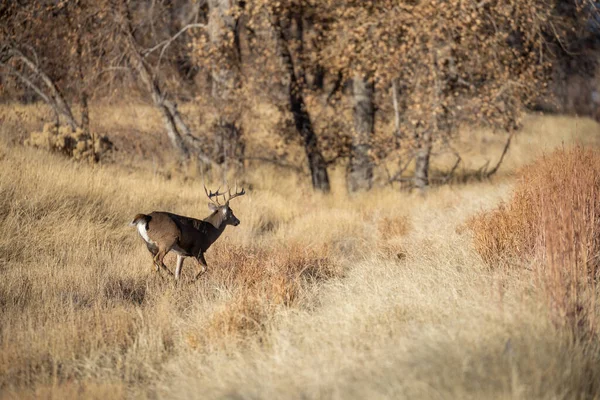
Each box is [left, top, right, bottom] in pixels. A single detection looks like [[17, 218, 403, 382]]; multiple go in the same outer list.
[[1, 104, 600, 398]]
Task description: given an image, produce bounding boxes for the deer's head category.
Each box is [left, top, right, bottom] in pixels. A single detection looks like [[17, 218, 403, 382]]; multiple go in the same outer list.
[[204, 183, 245, 228]]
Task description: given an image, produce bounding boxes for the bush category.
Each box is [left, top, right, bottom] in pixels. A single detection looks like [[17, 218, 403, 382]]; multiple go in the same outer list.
[[188, 243, 340, 346], [468, 146, 600, 335], [24, 123, 113, 162]]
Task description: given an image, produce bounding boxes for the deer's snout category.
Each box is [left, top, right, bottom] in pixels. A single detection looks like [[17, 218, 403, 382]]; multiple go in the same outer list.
[[231, 216, 240, 226]]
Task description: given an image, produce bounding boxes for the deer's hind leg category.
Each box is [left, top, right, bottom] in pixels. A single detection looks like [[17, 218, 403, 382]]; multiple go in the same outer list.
[[193, 253, 208, 281], [153, 249, 174, 277], [145, 243, 161, 274]]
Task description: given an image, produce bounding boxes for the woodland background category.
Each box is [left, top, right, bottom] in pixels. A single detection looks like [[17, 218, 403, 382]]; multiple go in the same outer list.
[[2, 0, 600, 190]]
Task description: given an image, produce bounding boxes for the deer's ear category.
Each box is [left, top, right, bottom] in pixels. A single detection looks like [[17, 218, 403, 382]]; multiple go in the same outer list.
[[208, 203, 219, 212]]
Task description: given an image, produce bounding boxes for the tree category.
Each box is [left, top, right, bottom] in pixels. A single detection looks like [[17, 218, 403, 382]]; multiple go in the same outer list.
[[347, 75, 374, 192], [269, 4, 331, 192], [112, 0, 213, 164], [0, 1, 96, 132], [320, 0, 567, 190], [241, 0, 331, 192], [207, 0, 245, 168], [1, 0, 591, 190]]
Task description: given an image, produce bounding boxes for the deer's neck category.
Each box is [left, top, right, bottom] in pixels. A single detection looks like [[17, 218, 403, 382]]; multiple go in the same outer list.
[[203, 212, 228, 248]]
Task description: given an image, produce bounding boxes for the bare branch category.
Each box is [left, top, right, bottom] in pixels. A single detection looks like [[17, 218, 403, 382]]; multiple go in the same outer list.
[[439, 152, 462, 184], [0, 64, 53, 105], [476, 0, 492, 9], [157, 23, 206, 68], [486, 131, 514, 178], [1, 46, 78, 130], [142, 22, 207, 70], [392, 79, 401, 137], [91, 66, 130, 81], [114, 1, 216, 165], [389, 153, 416, 184]]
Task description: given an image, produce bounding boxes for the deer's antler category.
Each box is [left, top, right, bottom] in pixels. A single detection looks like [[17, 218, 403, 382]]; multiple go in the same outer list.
[[204, 180, 245, 206], [225, 181, 246, 203], [204, 184, 226, 206]]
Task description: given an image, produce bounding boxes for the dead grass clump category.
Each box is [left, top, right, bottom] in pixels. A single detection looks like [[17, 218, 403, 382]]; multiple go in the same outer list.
[[191, 243, 339, 344], [0, 309, 140, 389], [378, 242, 409, 262], [24, 123, 113, 162], [0, 276, 32, 312], [469, 146, 600, 334], [207, 243, 339, 296], [467, 190, 538, 265], [253, 216, 280, 235], [104, 277, 147, 305], [206, 293, 270, 341], [378, 216, 411, 240], [374, 215, 410, 261]]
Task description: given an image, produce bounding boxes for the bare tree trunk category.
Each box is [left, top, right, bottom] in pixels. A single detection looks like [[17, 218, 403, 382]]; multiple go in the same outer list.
[[347, 75, 374, 193], [75, 36, 92, 160], [414, 129, 432, 190], [392, 78, 403, 147], [208, 0, 239, 100], [115, 2, 192, 162], [309, 65, 325, 90], [291, 10, 306, 87], [167, 0, 199, 84], [414, 51, 441, 191], [271, 11, 330, 193], [65, 5, 90, 135], [208, 0, 244, 168]]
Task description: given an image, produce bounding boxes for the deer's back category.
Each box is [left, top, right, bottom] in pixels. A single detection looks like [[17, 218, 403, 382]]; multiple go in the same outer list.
[[148, 212, 212, 255]]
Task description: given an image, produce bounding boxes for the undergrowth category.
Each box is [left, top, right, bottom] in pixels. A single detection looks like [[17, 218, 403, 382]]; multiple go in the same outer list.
[[469, 146, 600, 335]]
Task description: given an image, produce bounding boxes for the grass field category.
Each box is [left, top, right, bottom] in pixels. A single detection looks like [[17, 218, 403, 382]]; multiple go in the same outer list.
[[1, 104, 600, 399]]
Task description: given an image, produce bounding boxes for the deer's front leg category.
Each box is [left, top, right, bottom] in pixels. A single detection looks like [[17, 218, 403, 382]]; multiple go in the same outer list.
[[194, 253, 208, 281]]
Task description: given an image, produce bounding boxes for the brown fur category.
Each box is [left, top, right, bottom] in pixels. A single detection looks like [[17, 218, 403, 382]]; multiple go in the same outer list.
[[132, 205, 241, 280]]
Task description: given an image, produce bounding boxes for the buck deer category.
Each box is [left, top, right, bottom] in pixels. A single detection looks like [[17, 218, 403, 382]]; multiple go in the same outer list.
[[130, 184, 245, 280]]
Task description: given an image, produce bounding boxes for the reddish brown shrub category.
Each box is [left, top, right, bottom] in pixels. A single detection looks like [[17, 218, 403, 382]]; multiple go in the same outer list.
[[194, 242, 340, 343], [468, 190, 539, 266], [469, 146, 600, 334]]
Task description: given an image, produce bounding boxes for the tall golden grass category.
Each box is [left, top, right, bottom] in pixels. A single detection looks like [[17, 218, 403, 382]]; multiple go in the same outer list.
[[1, 104, 600, 398], [469, 146, 600, 335]]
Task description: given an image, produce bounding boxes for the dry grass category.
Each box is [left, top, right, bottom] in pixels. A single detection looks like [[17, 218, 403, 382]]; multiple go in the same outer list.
[[469, 146, 600, 335], [0, 137, 399, 398], [1, 104, 600, 399], [467, 187, 539, 266]]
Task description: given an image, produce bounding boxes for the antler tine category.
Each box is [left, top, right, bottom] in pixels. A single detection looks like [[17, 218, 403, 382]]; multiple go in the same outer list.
[[204, 184, 226, 206], [226, 180, 246, 202]]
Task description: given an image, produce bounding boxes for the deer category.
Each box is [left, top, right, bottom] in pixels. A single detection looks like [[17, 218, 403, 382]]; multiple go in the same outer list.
[[130, 183, 245, 281]]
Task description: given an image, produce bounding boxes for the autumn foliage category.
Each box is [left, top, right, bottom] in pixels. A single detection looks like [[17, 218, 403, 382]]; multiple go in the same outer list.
[[1, 0, 594, 189]]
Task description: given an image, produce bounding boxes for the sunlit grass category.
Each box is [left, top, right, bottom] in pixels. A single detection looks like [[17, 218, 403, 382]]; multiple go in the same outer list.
[[1, 105, 600, 398]]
